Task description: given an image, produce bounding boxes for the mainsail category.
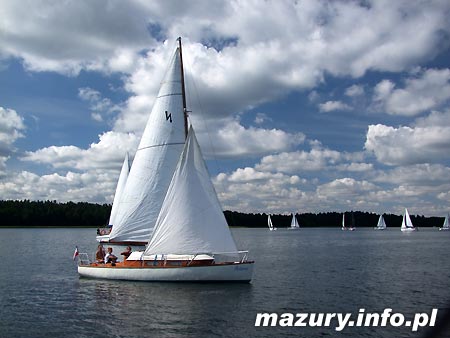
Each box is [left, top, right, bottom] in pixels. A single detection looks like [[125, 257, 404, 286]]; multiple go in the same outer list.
[[375, 214, 386, 229], [267, 215, 277, 231], [108, 44, 187, 243], [144, 127, 238, 256], [440, 213, 449, 230]]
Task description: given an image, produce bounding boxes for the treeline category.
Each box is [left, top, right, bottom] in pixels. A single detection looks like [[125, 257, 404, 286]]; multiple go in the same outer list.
[[0, 200, 444, 228], [0, 200, 111, 227]]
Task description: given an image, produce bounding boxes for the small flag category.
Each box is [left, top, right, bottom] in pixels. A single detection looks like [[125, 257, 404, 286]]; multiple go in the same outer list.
[[73, 246, 79, 260]]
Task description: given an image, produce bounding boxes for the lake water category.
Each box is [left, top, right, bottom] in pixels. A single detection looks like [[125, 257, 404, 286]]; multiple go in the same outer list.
[[0, 227, 449, 338]]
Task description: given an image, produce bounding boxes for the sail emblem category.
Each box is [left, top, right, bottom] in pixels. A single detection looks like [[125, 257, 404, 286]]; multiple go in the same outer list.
[[165, 110, 172, 123]]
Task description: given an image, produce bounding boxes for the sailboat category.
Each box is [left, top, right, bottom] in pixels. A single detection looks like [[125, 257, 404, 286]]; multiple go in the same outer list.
[[341, 212, 355, 231], [77, 39, 254, 282], [374, 214, 387, 230], [401, 208, 417, 232], [349, 212, 356, 231], [96, 153, 130, 240], [289, 213, 300, 229], [267, 215, 277, 231], [341, 213, 347, 230], [439, 213, 449, 231], [99, 37, 189, 245], [78, 127, 254, 281]]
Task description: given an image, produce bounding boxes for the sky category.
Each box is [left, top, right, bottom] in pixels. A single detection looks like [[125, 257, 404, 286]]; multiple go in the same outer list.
[[1, 0, 450, 217]]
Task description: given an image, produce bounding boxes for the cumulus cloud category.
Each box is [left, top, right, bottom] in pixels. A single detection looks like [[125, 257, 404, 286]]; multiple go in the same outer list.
[[214, 168, 307, 213], [0, 0, 153, 75], [21, 131, 139, 171], [0, 107, 26, 175], [345, 84, 364, 97], [254, 113, 272, 125], [373, 68, 450, 115], [318, 100, 351, 112], [255, 141, 364, 174], [2, 0, 448, 125], [373, 164, 450, 187], [0, 107, 25, 154], [365, 123, 450, 165], [0, 170, 118, 203], [78, 87, 121, 123], [317, 178, 377, 198], [199, 119, 305, 158]]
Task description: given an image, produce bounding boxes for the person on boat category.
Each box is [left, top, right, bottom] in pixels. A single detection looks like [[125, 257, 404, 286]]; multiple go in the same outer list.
[[121, 246, 132, 260], [95, 245, 105, 263], [104, 247, 117, 264]]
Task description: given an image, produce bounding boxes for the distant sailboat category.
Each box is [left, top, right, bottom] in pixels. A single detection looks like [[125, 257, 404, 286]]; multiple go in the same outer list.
[[267, 215, 277, 231], [349, 212, 356, 231], [96, 153, 130, 240], [341, 213, 347, 230], [77, 38, 254, 282], [439, 213, 449, 231], [342, 212, 355, 231], [401, 208, 417, 232], [374, 214, 387, 230], [289, 213, 300, 229]]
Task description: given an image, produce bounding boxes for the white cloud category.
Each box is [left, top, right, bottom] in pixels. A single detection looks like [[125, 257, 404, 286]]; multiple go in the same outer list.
[[365, 123, 450, 165], [214, 168, 307, 213], [345, 84, 364, 97], [0, 107, 26, 175], [0, 170, 118, 203], [255, 142, 364, 173], [78, 87, 121, 122], [318, 100, 351, 112], [373, 68, 450, 115], [373, 79, 395, 102], [21, 131, 139, 171], [414, 109, 450, 128], [199, 119, 305, 158], [317, 178, 377, 199], [373, 164, 450, 187], [0, 106, 25, 154], [0, 0, 153, 75], [254, 112, 271, 125]]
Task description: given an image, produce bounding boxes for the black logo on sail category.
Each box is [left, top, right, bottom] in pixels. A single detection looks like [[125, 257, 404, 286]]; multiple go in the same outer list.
[[165, 111, 172, 123]]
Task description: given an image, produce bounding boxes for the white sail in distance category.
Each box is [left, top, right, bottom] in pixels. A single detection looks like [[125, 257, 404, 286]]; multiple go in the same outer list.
[[376, 215, 387, 229], [145, 127, 238, 256], [401, 208, 414, 229], [267, 215, 276, 231], [290, 213, 300, 228], [108, 47, 186, 243]]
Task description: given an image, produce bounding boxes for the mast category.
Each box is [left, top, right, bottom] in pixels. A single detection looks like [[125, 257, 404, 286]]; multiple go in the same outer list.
[[177, 37, 189, 139]]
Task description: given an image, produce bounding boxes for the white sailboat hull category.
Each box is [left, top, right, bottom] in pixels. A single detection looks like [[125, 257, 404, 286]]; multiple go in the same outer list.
[[78, 262, 254, 282], [439, 227, 449, 231]]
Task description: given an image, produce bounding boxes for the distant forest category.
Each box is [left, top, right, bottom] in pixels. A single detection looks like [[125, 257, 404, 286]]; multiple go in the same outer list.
[[0, 200, 445, 228]]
